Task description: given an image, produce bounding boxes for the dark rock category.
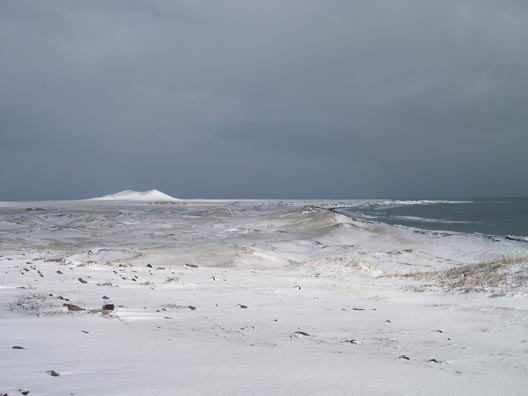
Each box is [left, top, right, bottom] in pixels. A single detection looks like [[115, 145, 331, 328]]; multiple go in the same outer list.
[[12, 346, 25, 349], [47, 370, 60, 377], [102, 304, 115, 311], [237, 304, 248, 309], [78, 278, 87, 284], [64, 304, 84, 312], [399, 355, 410, 360], [146, 264, 152, 268], [185, 263, 198, 268]]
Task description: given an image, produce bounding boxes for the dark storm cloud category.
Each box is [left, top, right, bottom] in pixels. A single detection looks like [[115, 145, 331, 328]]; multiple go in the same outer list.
[[1, 0, 527, 200]]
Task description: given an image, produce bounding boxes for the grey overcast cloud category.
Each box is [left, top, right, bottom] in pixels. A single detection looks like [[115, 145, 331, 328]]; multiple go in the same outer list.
[[1, 0, 527, 200]]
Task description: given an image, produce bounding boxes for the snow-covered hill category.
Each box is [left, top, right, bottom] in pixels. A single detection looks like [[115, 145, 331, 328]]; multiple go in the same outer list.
[[88, 189, 179, 202]]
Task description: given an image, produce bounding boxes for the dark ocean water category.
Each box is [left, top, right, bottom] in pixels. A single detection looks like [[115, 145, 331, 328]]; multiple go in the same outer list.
[[338, 198, 528, 239]]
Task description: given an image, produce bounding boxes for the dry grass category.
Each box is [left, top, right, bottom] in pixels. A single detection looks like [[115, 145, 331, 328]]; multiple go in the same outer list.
[[402, 257, 528, 294], [165, 276, 182, 284]]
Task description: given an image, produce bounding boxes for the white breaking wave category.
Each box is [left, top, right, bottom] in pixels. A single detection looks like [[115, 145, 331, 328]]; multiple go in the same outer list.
[[328, 199, 474, 211], [87, 189, 179, 202], [390, 215, 474, 224], [374, 199, 473, 207]]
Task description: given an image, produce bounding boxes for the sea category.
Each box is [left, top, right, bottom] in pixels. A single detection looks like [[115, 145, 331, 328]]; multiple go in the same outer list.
[[337, 198, 528, 240]]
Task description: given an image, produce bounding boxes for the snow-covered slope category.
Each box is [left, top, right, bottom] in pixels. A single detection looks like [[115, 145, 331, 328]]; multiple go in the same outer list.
[[88, 189, 179, 202]]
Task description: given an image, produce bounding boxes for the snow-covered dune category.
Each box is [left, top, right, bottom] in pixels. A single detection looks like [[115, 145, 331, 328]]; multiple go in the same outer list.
[[88, 189, 179, 202]]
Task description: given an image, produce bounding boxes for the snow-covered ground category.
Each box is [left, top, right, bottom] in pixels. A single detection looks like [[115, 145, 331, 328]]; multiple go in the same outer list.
[[1, 199, 527, 395]]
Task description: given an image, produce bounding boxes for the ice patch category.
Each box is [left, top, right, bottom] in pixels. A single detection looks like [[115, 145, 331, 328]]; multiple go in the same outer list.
[[506, 235, 528, 243]]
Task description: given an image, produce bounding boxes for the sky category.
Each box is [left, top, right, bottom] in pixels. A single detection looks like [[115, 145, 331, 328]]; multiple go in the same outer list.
[[1, 0, 527, 200]]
